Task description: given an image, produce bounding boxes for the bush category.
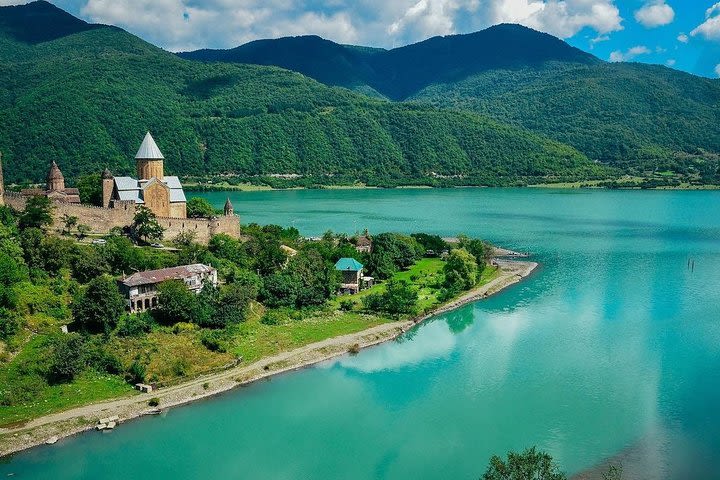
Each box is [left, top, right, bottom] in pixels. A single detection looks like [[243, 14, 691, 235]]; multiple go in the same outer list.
[[339, 299, 354, 311], [200, 330, 227, 353], [148, 397, 160, 407], [115, 312, 153, 337], [47, 333, 87, 384], [348, 343, 360, 355], [261, 310, 290, 326], [127, 361, 146, 384]]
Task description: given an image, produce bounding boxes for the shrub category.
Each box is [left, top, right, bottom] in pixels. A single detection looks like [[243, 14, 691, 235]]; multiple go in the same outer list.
[[148, 397, 160, 407], [127, 361, 146, 384], [200, 330, 227, 353], [116, 312, 153, 337], [348, 343, 360, 355], [339, 299, 354, 311], [261, 310, 290, 326]]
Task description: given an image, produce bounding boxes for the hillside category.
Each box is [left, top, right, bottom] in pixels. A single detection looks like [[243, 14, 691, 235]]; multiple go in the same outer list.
[[0, 2, 603, 187], [182, 26, 720, 182]]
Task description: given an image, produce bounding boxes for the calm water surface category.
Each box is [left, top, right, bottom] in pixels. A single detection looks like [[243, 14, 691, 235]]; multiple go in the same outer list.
[[2, 188, 719, 479]]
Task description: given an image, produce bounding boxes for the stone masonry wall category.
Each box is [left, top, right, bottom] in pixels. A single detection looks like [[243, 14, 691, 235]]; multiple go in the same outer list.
[[3, 192, 240, 245]]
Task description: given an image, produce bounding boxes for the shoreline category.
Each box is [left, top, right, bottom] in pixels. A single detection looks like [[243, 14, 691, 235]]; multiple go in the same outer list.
[[182, 181, 720, 193], [0, 259, 538, 459]]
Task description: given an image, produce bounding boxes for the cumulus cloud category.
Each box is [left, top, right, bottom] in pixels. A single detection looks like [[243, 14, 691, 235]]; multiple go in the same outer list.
[[691, 2, 720, 41], [609, 45, 650, 62], [666, 58, 675, 66], [75, 0, 624, 51], [489, 0, 624, 39], [677, 33, 688, 43], [634, 1, 674, 28]]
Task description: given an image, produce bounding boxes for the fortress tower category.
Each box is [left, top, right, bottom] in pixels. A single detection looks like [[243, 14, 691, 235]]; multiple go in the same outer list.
[[102, 168, 114, 208], [135, 132, 164, 180]]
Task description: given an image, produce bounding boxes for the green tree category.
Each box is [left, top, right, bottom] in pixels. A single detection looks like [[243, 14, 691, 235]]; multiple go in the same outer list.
[[19, 195, 53, 230], [47, 333, 87, 384], [186, 197, 217, 218], [76, 173, 103, 206], [213, 282, 253, 326], [155, 280, 197, 325], [290, 249, 338, 307], [72, 276, 126, 334], [481, 447, 566, 480], [444, 248, 478, 292], [363, 279, 418, 317], [76, 224, 91, 239], [131, 206, 164, 243], [60, 213, 78, 235]]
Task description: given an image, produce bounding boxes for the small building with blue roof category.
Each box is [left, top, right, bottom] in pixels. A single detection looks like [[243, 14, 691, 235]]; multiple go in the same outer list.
[[335, 258, 366, 295]]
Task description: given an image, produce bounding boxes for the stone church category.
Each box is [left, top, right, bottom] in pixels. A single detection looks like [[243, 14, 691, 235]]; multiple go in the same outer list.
[[103, 132, 187, 219]]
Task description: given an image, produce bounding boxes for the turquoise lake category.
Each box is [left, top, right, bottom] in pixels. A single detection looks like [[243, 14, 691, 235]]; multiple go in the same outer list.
[[2, 188, 719, 479]]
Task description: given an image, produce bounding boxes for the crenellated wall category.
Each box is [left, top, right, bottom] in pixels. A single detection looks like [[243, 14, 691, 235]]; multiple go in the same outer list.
[[4, 192, 240, 244]]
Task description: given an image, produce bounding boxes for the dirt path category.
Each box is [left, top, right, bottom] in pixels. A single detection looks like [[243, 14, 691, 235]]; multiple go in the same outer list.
[[0, 259, 537, 457]]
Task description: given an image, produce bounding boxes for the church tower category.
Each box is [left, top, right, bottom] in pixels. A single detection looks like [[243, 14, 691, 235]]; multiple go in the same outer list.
[[0, 152, 5, 207], [224, 197, 234, 216], [47, 160, 65, 192], [135, 132, 164, 180]]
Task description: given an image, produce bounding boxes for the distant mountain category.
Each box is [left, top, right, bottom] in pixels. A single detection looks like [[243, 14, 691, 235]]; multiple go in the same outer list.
[[181, 26, 720, 180], [0, 0, 99, 44], [0, 1, 602, 187], [179, 24, 598, 100]]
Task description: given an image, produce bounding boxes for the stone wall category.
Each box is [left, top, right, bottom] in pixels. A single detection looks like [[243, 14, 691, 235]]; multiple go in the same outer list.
[[4, 192, 240, 245]]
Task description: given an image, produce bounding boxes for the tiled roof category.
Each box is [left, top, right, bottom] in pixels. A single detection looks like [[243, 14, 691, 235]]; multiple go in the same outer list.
[[335, 258, 364, 271], [120, 264, 214, 287]]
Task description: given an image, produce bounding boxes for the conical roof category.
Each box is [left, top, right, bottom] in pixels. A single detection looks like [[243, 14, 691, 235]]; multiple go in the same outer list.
[[224, 197, 234, 211], [47, 160, 64, 181], [102, 168, 113, 179], [135, 132, 164, 160]]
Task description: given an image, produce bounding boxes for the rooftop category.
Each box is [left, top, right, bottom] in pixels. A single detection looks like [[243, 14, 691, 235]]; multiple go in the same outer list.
[[335, 258, 364, 271], [120, 264, 214, 287], [135, 132, 164, 160]]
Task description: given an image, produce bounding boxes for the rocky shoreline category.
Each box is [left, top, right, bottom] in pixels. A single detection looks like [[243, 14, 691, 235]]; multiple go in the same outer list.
[[0, 259, 537, 458]]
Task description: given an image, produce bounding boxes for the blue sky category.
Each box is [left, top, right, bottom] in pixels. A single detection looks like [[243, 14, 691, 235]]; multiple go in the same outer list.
[[4, 0, 720, 77]]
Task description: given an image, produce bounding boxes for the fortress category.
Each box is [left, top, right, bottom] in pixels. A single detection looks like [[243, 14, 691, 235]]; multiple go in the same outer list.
[[0, 133, 240, 244]]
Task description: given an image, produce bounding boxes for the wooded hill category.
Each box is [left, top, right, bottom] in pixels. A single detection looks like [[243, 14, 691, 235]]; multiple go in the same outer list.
[[183, 25, 720, 182], [0, 1, 604, 187]]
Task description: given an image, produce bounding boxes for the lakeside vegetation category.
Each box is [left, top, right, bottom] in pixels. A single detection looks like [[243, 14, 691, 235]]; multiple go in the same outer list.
[[0, 199, 497, 426]]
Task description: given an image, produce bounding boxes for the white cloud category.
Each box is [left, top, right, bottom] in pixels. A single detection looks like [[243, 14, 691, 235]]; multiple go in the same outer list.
[[691, 2, 720, 41], [489, 0, 624, 39], [0, 0, 31, 4], [666, 58, 675, 66], [677, 33, 688, 43], [74, 0, 625, 51], [634, 1, 674, 28], [609, 45, 650, 62], [716, 64, 720, 77]]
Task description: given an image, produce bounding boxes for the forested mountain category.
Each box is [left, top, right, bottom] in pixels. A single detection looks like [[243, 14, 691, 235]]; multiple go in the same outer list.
[[179, 24, 598, 101], [0, 1, 603, 186], [182, 25, 720, 182]]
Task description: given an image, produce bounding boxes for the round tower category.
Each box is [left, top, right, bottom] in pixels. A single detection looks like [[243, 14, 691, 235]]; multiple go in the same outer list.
[[135, 132, 164, 180], [47, 160, 65, 192], [102, 168, 114, 208]]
